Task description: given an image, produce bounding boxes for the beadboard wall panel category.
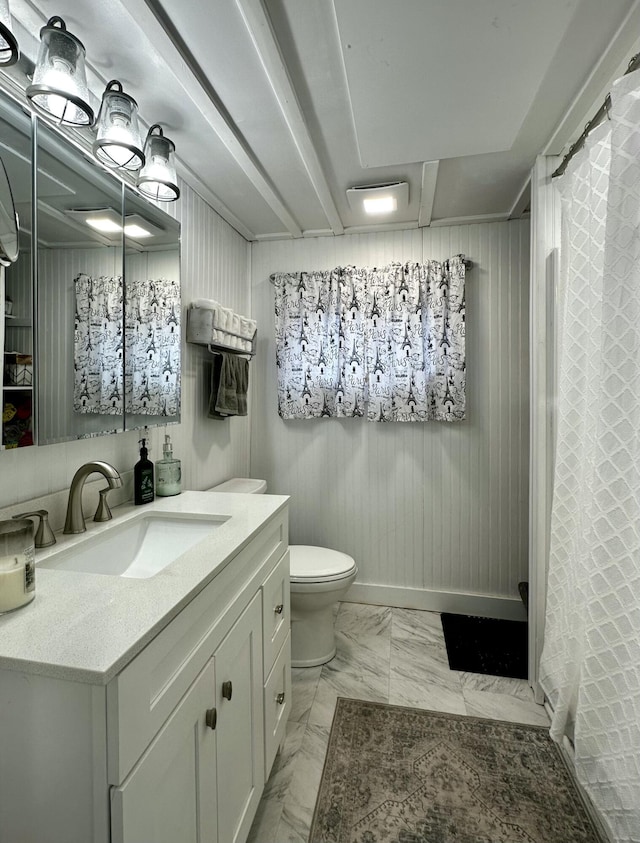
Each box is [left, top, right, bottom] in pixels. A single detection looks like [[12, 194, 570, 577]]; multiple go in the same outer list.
[[250, 221, 530, 600], [0, 180, 251, 509]]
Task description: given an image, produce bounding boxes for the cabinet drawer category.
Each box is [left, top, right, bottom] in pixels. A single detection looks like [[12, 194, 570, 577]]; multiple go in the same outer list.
[[264, 632, 291, 778], [107, 511, 287, 784], [262, 549, 290, 676]]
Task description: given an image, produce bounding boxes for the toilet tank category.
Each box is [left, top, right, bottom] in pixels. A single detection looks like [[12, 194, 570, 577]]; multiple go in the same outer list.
[[207, 478, 267, 494]]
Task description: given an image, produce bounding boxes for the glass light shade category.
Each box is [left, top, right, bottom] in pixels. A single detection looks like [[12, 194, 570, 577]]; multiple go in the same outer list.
[[26, 16, 94, 127], [136, 124, 180, 202], [0, 0, 18, 66], [93, 80, 145, 171]]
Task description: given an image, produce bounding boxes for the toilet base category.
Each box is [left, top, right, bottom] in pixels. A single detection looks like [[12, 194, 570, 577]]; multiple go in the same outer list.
[[291, 645, 336, 668], [290, 601, 339, 668]]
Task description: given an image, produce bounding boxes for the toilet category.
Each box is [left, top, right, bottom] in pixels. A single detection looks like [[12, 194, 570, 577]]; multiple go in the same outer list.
[[207, 478, 357, 667]]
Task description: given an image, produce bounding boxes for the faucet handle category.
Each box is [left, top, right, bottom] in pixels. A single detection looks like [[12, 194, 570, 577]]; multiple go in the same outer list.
[[12, 510, 57, 548], [94, 488, 114, 523]]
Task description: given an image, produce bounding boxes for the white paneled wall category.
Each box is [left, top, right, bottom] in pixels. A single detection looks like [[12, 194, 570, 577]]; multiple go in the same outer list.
[[250, 222, 529, 610], [0, 180, 250, 512]]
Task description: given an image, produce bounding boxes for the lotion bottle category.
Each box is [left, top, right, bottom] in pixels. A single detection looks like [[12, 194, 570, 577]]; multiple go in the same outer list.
[[134, 439, 155, 505], [156, 433, 181, 497]]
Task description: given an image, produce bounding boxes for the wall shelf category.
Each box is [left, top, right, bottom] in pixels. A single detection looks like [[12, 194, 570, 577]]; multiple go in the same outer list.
[[188, 337, 257, 359], [5, 317, 32, 327]]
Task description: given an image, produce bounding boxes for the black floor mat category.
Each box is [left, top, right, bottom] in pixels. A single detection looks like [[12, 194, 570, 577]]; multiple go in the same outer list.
[[441, 613, 528, 679]]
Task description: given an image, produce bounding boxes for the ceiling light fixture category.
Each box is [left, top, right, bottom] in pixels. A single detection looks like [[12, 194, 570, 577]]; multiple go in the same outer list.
[[135, 124, 180, 202], [0, 0, 19, 67], [124, 214, 163, 239], [65, 207, 122, 236], [346, 182, 409, 216], [123, 222, 152, 238], [93, 80, 145, 171], [364, 195, 397, 215], [26, 16, 94, 127], [86, 216, 121, 234]]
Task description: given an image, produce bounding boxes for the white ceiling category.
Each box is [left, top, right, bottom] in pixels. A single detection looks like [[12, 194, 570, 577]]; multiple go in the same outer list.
[[5, 0, 640, 241]]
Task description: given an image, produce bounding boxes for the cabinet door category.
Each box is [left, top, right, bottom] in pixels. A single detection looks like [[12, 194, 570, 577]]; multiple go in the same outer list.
[[261, 550, 290, 675], [111, 661, 217, 843], [215, 592, 265, 843]]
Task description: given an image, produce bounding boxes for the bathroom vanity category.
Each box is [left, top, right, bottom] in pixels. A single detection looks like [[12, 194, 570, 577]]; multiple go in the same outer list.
[[0, 492, 290, 843]]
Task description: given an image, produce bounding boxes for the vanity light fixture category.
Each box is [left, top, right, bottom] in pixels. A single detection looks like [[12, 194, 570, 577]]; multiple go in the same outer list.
[[26, 16, 94, 127], [0, 0, 19, 67], [93, 80, 145, 171], [136, 124, 180, 202], [346, 181, 409, 216]]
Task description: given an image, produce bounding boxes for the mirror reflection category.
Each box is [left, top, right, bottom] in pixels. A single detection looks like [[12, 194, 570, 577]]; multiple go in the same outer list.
[[1, 94, 33, 449], [34, 114, 180, 445], [36, 118, 125, 444], [123, 187, 180, 431], [1, 85, 181, 449]]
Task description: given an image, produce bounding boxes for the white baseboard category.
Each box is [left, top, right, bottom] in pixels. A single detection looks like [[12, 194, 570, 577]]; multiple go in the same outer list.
[[343, 582, 527, 621]]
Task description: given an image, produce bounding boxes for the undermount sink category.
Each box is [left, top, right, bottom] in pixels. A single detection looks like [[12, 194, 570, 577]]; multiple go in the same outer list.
[[38, 512, 229, 578]]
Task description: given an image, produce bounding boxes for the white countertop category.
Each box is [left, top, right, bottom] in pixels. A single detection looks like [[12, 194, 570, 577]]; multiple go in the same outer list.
[[0, 491, 288, 685]]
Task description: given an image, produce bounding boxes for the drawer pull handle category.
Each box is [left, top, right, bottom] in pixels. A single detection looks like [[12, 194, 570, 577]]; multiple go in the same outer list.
[[205, 708, 217, 730], [274, 604, 284, 614], [222, 680, 233, 701], [276, 692, 285, 705]]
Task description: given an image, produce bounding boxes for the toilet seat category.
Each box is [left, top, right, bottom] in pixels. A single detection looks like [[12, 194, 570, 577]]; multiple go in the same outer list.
[[289, 545, 357, 583]]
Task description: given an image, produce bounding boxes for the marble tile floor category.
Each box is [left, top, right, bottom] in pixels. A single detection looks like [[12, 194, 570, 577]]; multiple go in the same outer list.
[[248, 601, 548, 843]]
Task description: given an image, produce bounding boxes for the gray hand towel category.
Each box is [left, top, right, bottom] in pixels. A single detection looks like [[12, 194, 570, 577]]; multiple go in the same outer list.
[[208, 354, 226, 419], [208, 352, 249, 419]]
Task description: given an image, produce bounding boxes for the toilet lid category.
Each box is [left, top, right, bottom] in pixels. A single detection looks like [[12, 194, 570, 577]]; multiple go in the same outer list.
[[207, 478, 267, 494], [289, 545, 357, 582]]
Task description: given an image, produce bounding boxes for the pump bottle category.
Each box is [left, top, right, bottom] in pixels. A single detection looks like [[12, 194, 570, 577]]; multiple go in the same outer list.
[[134, 439, 155, 505]]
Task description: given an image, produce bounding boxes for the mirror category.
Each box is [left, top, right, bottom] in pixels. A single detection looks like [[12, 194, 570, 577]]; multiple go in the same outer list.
[[1, 94, 33, 449], [36, 118, 126, 444], [123, 187, 181, 431], [0, 156, 19, 266], [0, 85, 180, 449]]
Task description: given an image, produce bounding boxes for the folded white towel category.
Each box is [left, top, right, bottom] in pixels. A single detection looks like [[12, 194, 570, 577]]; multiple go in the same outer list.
[[216, 307, 233, 331], [239, 317, 257, 340]]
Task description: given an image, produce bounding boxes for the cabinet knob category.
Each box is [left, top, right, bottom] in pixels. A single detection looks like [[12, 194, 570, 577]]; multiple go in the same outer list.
[[222, 680, 233, 701], [274, 604, 284, 614], [205, 707, 217, 730], [276, 692, 285, 705]]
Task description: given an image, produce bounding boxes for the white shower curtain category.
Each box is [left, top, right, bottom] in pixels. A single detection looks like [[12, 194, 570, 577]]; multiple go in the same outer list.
[[539, 70, 640, 842]]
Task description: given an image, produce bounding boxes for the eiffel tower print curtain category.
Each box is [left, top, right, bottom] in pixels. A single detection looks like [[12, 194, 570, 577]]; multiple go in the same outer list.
[[273, 256, 466, 422], [74, 274, 181, 416]]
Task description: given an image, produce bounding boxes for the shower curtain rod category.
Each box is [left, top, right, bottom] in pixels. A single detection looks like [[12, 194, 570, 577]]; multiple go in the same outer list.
[[552, 51, 640, 179], [269, 257, 473, 283]]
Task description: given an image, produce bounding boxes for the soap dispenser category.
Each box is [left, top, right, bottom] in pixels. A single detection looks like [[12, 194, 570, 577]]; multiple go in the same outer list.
[[134, 439, 155, 505], [156, 433, 181, 497]]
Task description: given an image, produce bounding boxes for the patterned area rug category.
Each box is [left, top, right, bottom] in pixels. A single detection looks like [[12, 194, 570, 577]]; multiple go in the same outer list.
[[309, 698, 605, 843]]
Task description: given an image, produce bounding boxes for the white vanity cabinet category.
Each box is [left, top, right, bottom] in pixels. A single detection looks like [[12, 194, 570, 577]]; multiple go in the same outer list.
[[111, 594, 264, 843], [0, 504, 290, 843]]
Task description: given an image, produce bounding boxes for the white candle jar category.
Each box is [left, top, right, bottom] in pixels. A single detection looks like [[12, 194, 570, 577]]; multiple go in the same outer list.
[[0, 519, 35, 613]]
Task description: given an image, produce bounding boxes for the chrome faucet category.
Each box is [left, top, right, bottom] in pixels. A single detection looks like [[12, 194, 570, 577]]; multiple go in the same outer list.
[[63, 461, 123, 534]]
